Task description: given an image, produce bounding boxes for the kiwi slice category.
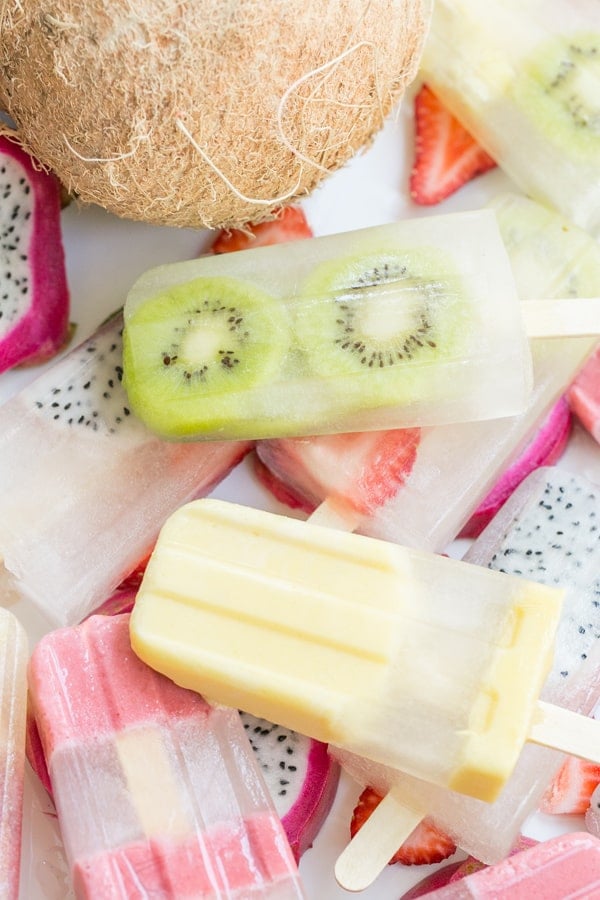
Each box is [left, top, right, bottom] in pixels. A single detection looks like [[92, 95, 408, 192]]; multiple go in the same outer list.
[[511, 32, 600, 161], [294, 249, 469, 411], [122, 276, 290, 439]]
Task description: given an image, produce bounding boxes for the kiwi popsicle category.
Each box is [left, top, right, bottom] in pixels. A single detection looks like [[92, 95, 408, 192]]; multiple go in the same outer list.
[[255, 193, 600, 550], [335, 467, 600, 871], [419, 0, 600, 236], [121, 209, 534, 441], [0, 311, 251, 628], [28, 614, 305, 899]]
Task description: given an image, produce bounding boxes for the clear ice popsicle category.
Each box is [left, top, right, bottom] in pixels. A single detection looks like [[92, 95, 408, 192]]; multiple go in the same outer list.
[[28, 613, 305, 899], [421, 832, 600, 899], [122, 209, 534, 441], [128, 497, 583, 805], [0, 310, 251, 627], [256, 193, 600, 550], [419, 0, 600, 237], [568, 343, 600, 445], [0, 609, 27, 900], [336, 466, 600, 869]]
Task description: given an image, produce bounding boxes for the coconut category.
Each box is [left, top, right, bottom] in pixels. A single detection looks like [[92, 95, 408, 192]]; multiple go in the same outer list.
[[0, 0, 431, 229]]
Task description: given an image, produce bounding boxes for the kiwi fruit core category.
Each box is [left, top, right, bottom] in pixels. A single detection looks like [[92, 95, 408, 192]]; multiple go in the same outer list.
[[294, 249, 467, 410], [123, 275, 289, 439], [511, 33, 600, 160]]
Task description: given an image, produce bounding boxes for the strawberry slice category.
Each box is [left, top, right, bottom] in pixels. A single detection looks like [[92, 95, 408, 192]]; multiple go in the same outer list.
[[210, 205, 312, 253], [350, 787, 456, 866], [252, 454, 315, 514], [539, 755, 600, 815], [410, 84, 497, 206], [255, 428, 421, 516]]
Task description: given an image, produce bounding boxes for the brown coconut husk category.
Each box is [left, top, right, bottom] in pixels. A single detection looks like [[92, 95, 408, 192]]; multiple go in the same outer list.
[[0, 0, 431, 230]]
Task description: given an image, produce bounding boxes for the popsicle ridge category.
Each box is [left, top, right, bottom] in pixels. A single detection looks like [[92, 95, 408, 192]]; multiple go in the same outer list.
[[448, 582, 563, 800]]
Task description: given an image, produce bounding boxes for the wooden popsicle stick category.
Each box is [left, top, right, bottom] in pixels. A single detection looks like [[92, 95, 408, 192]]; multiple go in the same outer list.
[[334, 789, 426, 893], [307, 497, 364, 532], [524, 298, 600, 338], [529, 700, 600, 761]]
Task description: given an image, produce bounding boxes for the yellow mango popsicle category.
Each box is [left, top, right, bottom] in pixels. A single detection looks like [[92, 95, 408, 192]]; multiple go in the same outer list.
[[129, 499, 574, 803]]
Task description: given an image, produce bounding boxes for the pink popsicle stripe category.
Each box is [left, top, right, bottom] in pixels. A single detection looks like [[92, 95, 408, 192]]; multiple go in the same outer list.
[[28, 615, 210, 757], [568, 345, 600, 445], [73, 812, 298, 898]]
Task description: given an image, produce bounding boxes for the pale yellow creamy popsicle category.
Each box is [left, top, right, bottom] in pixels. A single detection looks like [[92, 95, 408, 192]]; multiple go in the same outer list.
[[130, 499, 566, 803]]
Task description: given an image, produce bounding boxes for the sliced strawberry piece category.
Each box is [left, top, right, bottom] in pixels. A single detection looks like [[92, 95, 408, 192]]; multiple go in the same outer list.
[[410, 84, 497, 206], [539, 755, 600, 815], [252, 454, 316, 514], [210, 205, 312, 253], [350, 787, 456, 866], [255, 429, 421, 516]]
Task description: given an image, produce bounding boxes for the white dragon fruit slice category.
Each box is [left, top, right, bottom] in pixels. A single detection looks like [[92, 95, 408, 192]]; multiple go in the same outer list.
[[240, 712, 339, 862], [0, 310, 251, 626], [0, 135, 70, 370], [469, 466, 600, 690]]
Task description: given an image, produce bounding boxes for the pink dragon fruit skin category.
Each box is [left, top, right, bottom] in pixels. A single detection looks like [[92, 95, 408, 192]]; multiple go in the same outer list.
[[0, 135, 70, 371], [458, 396, 572, 538]]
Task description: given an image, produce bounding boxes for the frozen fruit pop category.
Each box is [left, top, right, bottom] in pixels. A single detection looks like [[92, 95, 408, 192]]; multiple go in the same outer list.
[[0, 310, 251, 627], [335, 467, 600, 886], [568, 342, 600, 445], [419, 0, 600, 237], [256, 193, 600, 549], [0, 609, 27, 900], [130, 497, 600, 809], [421, 832, 600, 899], [28, 614, 305, 899], [122, 209, 537, 441]]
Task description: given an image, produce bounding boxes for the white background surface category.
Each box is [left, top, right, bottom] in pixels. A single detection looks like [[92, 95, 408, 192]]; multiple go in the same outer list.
[[4, 82, 600, 898]]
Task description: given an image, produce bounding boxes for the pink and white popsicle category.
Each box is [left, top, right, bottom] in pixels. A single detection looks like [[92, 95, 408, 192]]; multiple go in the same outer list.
[[0, 609, 27, 900], [28, 614, 305, 899], [421, 832, 600, 899], [0, 310, 251, 627], [254, 193, 599, 549]]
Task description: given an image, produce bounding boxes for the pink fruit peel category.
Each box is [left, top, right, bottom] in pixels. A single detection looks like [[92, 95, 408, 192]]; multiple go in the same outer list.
[[459, 397, 572, 539], [282, 741, 339, 861], [0, 135, 70, 371]]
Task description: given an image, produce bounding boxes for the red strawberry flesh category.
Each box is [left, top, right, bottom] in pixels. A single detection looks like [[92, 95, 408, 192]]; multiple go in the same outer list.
[[540, 754, 600, 816], [350, 787, 456, 867], [410, 84, 497, 206], [209, 205, 312, 253], [255, 429, 421, 517]]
